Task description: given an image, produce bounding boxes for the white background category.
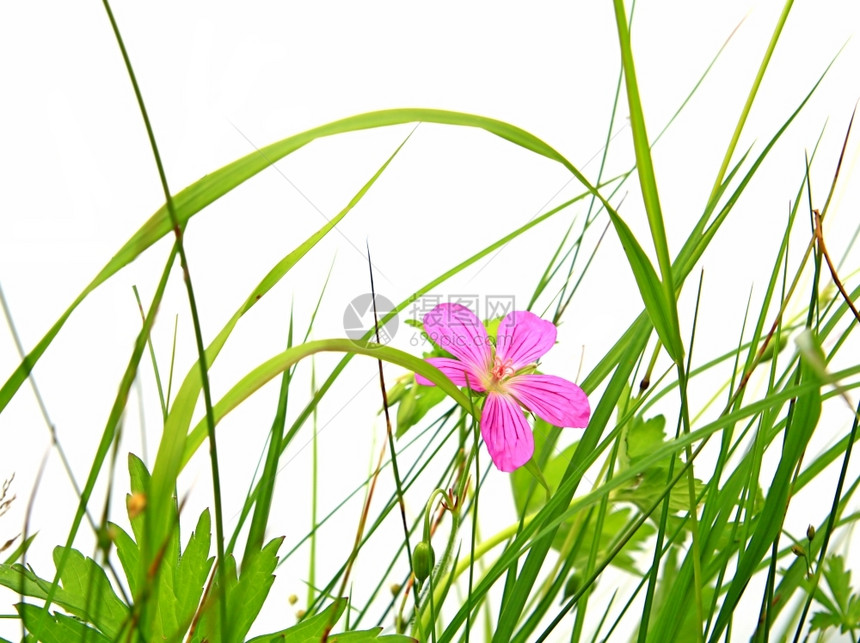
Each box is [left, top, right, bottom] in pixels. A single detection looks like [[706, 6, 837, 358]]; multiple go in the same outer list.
[[1, 1, 860, 640]]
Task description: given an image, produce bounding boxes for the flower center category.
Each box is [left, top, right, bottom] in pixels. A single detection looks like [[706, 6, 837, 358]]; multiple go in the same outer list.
[[491, 356, 515, 381]]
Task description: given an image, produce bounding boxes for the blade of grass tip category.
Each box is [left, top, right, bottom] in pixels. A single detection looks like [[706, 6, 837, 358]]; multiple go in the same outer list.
[[230, 261, 332, 558], [554, 0, 739, 323], [612, 0, 683, 365], [707, 0, 796, 205], [99, 0, 228, 636], [132, 285, 167, 420], [241, 308, 294, 566]]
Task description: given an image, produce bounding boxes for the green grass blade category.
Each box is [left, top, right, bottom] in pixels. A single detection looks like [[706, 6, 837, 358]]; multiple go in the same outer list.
[[612, 0, 683, 365], [707, 334, 823, 642], [0, 107, 578, 416]]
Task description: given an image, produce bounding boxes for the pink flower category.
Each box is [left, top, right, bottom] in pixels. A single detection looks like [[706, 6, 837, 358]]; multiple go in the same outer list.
[[415, 303, 590, 472]]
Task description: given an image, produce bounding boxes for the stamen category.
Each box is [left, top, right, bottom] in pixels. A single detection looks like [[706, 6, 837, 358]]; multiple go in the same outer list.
[[491, 356, 515, 380]]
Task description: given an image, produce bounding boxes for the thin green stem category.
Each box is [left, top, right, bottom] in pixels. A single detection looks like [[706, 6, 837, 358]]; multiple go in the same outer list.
[[100, 1, 228, 638]]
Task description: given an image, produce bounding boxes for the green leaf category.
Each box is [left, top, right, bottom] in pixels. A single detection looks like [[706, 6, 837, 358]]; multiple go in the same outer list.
[[174, 508, 214, 631], [616, 414, 705, 515], [611, 0, 684, 364], [393, 381, 447, 438], [620, 414, 667, 469], [510, 422, 652, 571], [110, 523, 140, 598], [52, 546, 128, 639], [197, 536, 283, 643], [17, 603, 112, 643], [809, 610, 842, 632], [0, 563, 94, 623], [603, 206, 683, 363], [246, 598, 346, 642], [127, 452, 151, 546], [824, 555, 852, 612]]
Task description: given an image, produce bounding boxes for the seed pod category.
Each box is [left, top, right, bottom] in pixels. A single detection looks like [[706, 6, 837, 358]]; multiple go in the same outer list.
[[412, 541, 435, 582]]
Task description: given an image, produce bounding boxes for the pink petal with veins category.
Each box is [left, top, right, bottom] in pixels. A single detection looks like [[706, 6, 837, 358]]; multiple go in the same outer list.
[[422, 303, 492, 377], [414, 357, 486, 391], [507, 374, 590, 428], [480, 392, 534, 472], [495, 311, 557, 370]]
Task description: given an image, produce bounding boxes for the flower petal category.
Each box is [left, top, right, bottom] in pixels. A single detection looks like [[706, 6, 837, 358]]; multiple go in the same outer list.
[[480, 392, 534, 472], [495, 311, 557, 370], [423, 303, 492, 378], [506, 374, 590, 428], [414, 357, 486, 391]]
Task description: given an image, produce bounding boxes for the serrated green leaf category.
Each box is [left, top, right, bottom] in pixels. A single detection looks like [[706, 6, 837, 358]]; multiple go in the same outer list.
[[198, 536, 283, 643], [809, 610, 842, 632], [621, 414, 667, 468], [0, 563, 92, 623], [52, 546, 128, 638], [616, 414, 704, 515], [174, 508, 214, 631], [824, 555, 852, 612], [17, 603, 112, 643], [246, 598, 346, 643]]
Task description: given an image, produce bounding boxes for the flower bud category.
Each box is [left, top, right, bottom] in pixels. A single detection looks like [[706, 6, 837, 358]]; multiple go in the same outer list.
[[412, 541, 435, 582], [127, 492, 146, 520], [807, 525, 815, 541], [563, 572, 583, 599], [791, 544, 806, 557]]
